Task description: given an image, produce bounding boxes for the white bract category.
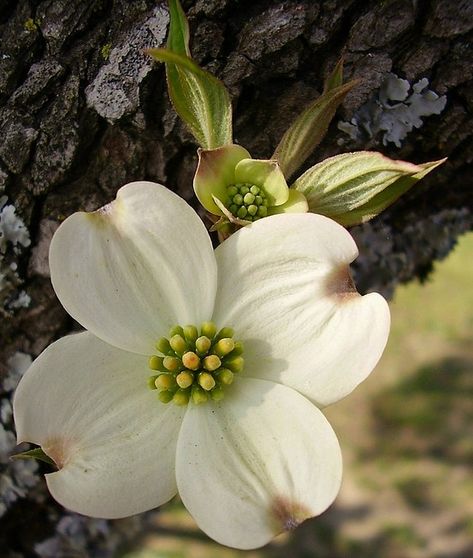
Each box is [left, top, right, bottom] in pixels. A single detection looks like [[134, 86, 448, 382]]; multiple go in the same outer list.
[[13, 182, 390, 549]]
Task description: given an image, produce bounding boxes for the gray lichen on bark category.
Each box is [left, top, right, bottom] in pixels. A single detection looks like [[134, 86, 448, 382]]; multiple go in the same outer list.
[[85, 4, 169, 122]]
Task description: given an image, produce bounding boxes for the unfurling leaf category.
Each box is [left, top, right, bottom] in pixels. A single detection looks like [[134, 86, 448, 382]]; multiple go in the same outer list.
[[323, 58, 344, 93], [149, 48, 233, 149], [149, 0, 231, 149], [334, 158, 447, 226], [292, 152, 446, 225], [167, 0, 190, 56], [272, 80, 357, 181]]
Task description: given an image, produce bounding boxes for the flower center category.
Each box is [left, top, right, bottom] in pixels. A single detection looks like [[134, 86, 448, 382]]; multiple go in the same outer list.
[[224, 183, 268, 221], [147, 322, 244, 406]]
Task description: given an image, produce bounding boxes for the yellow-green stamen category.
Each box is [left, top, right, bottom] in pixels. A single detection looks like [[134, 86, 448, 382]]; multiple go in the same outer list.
[[225, 183, 269, 222], [198, 372, 216, 391], [147, 322, 244, 406], [176, 371, 194, 388], [182, 351, 200, 370], [203, 354, 221, 371], [155, 373, 176, 390], [195, 335, 211, 354]]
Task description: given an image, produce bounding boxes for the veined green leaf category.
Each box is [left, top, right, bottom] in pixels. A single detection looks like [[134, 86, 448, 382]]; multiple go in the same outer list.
[[323, 58, 344, 93], [149, 48, 232, 149], [167, 0, 190, 56], [293, 151, 424, 217], [335, 158, 447, 226], [272, 80, 357, 181]]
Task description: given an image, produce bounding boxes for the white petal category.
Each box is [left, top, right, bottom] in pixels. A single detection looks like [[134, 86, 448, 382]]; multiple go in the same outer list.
[[176, 379, 342, 549], [14, 332, 184, 518], [213, 213, 390, 407], [50, 182, 217, 354]]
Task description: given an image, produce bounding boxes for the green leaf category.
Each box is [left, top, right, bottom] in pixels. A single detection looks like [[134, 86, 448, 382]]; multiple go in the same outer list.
[[167, 0, 190, 56], [148, 48, 233, 149], [323, 58, 344, 93], [272, 80, 357, 181], [293, 151, 425, 218], [335, 158, 447, 226], [11, 447, 57, 467]]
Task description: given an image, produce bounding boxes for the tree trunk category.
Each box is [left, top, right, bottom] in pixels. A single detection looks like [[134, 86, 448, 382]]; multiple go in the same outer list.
[[0, 0, 472, 555]]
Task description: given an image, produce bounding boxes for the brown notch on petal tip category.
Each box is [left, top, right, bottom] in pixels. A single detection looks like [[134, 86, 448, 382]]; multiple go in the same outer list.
[[43, 437, 73, 470], [85, 203, 113, 225], [270, 495, 311, 534], [324, 265, 360, 302], [97, 203, 112, 214]]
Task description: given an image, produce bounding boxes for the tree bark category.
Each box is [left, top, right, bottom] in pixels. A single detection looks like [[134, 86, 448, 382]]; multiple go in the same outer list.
[[0, 0, 472, 555]]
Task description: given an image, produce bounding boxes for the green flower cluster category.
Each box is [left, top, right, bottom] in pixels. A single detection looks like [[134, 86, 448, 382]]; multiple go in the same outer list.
[[224, 184, 268, 221], [147, 322, 244, 405]]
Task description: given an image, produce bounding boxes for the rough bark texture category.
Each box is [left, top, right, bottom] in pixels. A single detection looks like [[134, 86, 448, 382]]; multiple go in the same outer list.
[[0, 0, 472, 555]]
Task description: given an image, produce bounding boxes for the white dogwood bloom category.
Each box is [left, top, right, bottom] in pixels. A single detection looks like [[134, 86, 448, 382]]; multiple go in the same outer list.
[[13, 182, 390, 549]]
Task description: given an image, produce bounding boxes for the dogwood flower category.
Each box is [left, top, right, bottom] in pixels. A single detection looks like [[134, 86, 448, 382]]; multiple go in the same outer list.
[[13, 181, 389, 549], [193, 144, 308, 225]]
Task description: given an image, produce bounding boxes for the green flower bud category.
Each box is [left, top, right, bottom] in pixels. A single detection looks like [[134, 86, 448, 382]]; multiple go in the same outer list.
[[195, 336, 212, 355], [243, 192, 255, 204], [176, 371, 194, 389], [155, 337, 171, 354], [170, 334, 187, 355], [258, 206, 268, 217], [199, 372, 216, 391], [227, 185, 238, 197], [217, 368, 234, 385], [155, 374, 176, 390], [191, 386, 208, 405], [237, 206, 247, 219], [210, 387, 225, 401], [148, 355, 165, 371], [225, 356, 244, 373], [173, 389, 190, 406], [147, 375, 159, 390], [183, 325, 198, 344], [201, 321, 217, 339], [163, 356, 180, 372], [158, 390, 174, 403], [203, 355, 221, 372], [213, 338, 235, 357], [182, 351, 200, 370]]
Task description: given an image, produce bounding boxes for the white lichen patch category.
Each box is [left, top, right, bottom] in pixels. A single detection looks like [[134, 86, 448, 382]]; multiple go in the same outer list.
[[1, 351, 37, 518], [0, 196, 31, 312], [339, 73, 447, 147], [34, 513, 143, 557], [0, 196, 31, 254], [5, 351, 32, 392]]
